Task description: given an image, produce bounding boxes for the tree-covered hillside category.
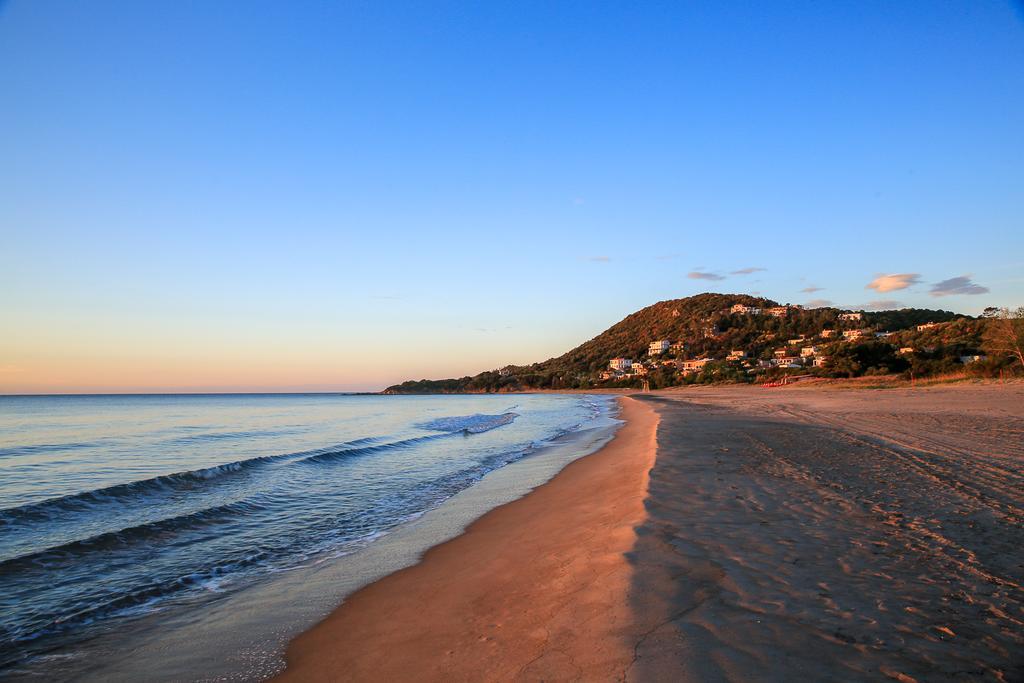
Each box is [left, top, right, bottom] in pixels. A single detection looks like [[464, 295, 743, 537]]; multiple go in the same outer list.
[[383, 293, 984, 393]]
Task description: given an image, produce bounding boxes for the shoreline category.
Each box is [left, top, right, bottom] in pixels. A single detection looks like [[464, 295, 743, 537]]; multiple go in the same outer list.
[[2, 395, 623, 682], [276, 396, 660, 681]]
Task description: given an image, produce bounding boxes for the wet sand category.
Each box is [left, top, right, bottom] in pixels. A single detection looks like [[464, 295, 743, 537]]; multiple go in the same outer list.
[[278, 384, 1023, 682]]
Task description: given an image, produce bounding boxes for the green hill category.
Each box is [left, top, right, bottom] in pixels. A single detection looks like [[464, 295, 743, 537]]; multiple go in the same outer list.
[[383, 293, 975, 393]]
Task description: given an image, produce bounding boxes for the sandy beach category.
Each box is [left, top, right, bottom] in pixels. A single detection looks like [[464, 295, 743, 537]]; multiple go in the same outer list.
[[278, 384, 1023, 682]]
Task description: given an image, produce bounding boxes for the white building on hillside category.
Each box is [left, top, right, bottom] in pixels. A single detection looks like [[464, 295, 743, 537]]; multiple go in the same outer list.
[[648, 339, 671, 355], [839, 312, 863, 321], [679, 358, 712, 374], [730, 304, 762, 315], [609, 358, 632, 372]]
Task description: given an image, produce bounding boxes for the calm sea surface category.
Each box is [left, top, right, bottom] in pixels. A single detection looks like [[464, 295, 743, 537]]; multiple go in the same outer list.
[[0, 393, 615, 674]]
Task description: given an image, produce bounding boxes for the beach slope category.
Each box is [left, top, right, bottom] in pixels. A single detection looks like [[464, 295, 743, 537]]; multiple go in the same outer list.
[[277, 396, 659, 681]]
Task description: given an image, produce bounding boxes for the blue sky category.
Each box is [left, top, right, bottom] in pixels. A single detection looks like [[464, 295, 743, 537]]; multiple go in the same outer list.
[[1, 1, 1022, 392]]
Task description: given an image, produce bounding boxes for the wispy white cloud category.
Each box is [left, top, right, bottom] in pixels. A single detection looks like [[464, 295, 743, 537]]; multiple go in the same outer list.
[[687, 271, 725, 281], [866, 273, 921, 293], [801, 286, 823, 293], [731, 267, 765, 275], [930, 275, 989, 297], [858, 299, 903, 310], [587, 256, 611, 262]]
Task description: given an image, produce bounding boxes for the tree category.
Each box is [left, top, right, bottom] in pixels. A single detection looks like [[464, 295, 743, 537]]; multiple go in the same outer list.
[[982, 307, 1024, 369]]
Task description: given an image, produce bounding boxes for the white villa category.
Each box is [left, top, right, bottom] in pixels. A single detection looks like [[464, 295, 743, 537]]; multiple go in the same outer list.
[[648, 339, 671, 355], [813, 356, 829, 368], [842, 329, 869, 341], [772, 356, 802, 367], [821, 329, 836, 338], [839, 312, 863, 322], [800, 346, 819, 357], [917, 322, 939, 331], [609, 357, 633, 372], [898, 347, 916, 354], [679, 358, 712, 374], [726, 349, 747, 361], [766, 306, 790, 317], [730, 304, 761, 315]]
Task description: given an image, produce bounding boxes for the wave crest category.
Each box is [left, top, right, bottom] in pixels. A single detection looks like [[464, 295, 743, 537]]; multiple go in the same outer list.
[[417, 412, 519, 434]]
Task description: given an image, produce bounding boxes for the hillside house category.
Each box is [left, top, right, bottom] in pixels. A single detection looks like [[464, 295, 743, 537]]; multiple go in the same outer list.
[[898, 347, 915, 354], [917, 322, 939, 331], [631, 363, 649, 375], [730, 304, 761, 315], [648, 339, 671, 355], [842, 329, 869, 341], [766, 306, 790, 317], [679, 358, 712, 374], [787, 337, 806, 345], [772, 356, 802, 367], [960, 355, 987, 364], [609, 358, 632, 372], [498, 366, 514, 377], [800, 346, 819, 357], [813, 356, 829, 368], [669, 341, 687, 355], [726, 350, 747, 361], [773, 349, 790, 358], [839, 312, 863, 322], [821, 329, 836, 338]]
